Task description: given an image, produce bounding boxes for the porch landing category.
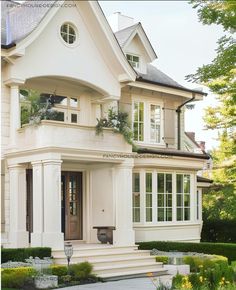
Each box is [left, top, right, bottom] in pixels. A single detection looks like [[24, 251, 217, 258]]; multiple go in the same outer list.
[[52, 243, 167, 279]]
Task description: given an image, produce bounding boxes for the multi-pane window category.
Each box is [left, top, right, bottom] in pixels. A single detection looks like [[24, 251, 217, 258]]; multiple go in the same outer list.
[[132, 173, 140, 222], [127, 54, 139, 69], [176, 174, 191, 221], [196, 190, 200, 220], [133, 102, 144, 141], [150, 105, 161, 143], [48, 95, 80, 124], [146, 173, 152, 222], [157, 173, 172, 221], [60, 23, 76, 44]]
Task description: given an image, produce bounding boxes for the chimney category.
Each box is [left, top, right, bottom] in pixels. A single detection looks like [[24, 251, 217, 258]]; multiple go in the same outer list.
[[108, 12, 134, 32], [198, 141, 206, 151]]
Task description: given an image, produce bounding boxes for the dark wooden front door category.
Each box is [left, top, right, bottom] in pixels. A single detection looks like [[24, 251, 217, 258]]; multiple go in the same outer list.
[[61, 172, 83, 240]]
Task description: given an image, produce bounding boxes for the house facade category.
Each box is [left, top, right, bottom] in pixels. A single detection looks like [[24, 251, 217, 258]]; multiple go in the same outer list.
[[1, 0, 210, 251]]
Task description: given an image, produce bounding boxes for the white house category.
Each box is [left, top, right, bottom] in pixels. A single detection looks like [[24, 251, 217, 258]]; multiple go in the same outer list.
[[1, 0, 210, 257]]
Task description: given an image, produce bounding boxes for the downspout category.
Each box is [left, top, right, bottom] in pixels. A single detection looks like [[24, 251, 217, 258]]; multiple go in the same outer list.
[[176, 93, 195, 150]]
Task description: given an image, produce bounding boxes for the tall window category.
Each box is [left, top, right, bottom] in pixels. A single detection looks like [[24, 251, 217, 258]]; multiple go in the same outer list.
[[132, 173, 140, 222], [176, 174, 191, 221], [127, 54, 139, 69], [157, 173, 172, 221], [133, 102, 144, 141], [150, 105, 161, 143], [146, 173, 152, 222], [196, 190, 200, 220]]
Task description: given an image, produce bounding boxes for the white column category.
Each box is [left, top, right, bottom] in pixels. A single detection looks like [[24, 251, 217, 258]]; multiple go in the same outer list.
[[8, 164, 28, 248], [10, 85, 21, 145], [31, 161, 44, 247], [79, 93, 91, 125], [42, 160, 64, 250], [113, 162, 135, 246]]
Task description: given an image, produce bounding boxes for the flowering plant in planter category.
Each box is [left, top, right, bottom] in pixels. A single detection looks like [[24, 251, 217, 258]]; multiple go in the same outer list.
[[95, 108, 134, 146]]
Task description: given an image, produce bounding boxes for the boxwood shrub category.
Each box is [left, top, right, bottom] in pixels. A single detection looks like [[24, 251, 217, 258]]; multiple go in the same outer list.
[[1, 267, 36, 288], [138, 241, 236, 262], [1, 247, 51, 263]]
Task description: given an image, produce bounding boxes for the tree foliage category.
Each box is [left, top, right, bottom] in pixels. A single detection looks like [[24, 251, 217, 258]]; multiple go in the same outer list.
[[187, 0, 236, 221]]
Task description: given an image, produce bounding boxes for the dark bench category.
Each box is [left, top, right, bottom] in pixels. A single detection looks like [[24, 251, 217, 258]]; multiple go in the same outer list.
[[93, 226, 116, 244]]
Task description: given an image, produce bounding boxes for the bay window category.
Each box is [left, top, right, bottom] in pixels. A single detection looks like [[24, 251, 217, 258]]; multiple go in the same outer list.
[[132, 173, 140, 222], [157, 173, 173, 221], [145, 173, 152, 222], [132, 170, 194, 224], [176, 174, 191, 221]]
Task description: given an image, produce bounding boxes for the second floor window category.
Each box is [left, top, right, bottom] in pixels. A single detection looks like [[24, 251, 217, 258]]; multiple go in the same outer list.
[[127, 54, 140, 69], [150, 104, 161, 143], [133, 101, 144, 141]]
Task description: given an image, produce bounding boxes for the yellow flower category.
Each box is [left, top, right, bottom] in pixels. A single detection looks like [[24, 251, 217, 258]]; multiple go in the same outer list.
[[222, 277, 225, 281], [199, 276, 203, 283], [199, 265, 203, 268]]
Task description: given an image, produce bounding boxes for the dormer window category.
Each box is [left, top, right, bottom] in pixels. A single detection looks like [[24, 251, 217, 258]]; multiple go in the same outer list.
[[126, 54, 139, 69]]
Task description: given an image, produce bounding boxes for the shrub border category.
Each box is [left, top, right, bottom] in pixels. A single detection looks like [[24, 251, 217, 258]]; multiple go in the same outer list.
[[138, 241, 236, 262]]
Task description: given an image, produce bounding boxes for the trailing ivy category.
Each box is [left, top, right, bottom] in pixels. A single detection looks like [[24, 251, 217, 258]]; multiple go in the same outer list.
[[20, 89, 60, 126], [96, 108, 134, 146]]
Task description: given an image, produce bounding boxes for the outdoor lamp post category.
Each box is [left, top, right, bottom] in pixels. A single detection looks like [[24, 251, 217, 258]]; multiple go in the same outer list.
[[64, 242, 73, 271]]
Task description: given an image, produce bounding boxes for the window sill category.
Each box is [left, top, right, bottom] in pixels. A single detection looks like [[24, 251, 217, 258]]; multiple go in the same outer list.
[[133, 221, 202, 228]]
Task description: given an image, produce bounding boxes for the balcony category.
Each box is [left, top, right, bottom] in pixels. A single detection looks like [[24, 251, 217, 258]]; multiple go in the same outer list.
[[15, 120, 131, 154]]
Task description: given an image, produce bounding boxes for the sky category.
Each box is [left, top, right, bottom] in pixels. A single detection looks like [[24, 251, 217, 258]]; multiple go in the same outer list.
[[100, 1, 224, 151]]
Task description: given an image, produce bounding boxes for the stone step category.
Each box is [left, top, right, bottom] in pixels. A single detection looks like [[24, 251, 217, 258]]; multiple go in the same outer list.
[[94, 261, 162, 275], [52, 245, 139, 258], [98, 267, 168, 279], [54, 250, 152, 264], [89, 255, 157, 267], [52, 245, 165, 279]]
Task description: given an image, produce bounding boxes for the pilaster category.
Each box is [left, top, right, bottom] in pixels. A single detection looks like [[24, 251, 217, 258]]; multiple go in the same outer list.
[[8, 164, 28, 248]]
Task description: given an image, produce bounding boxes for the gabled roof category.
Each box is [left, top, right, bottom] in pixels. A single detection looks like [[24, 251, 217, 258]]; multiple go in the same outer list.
[[115, 23, 140, 48], [1, 0, 56, 46], [115, 22, 157, 62]]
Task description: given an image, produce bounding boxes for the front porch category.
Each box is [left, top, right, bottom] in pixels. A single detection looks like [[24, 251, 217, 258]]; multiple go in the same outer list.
[[52, 242, 166, 279], [4, 152, 135, 250]]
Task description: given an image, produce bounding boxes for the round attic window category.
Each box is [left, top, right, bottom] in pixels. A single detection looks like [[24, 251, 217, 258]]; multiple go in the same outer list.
[[60, 23, 76, 44]]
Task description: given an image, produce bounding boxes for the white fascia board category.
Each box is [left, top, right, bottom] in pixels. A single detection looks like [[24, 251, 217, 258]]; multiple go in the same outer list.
[[122, 24, 157, 62], [89, 1, 136, 82], [129, 81, 199, 99], [197, 182, 212, 188], [6, 2, 63, 57]]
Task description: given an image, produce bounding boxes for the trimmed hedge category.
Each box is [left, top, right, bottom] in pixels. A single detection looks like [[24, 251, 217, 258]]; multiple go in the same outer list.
[[138, 241, 236, 262], [201, 219, 236, 243], [1, 247, 51, 263]]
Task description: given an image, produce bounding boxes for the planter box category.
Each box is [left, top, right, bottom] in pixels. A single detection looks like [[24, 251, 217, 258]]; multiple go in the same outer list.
[[35, 275, 58, 289], [164, 264, 190, 276]]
